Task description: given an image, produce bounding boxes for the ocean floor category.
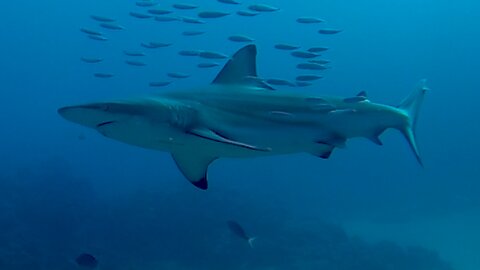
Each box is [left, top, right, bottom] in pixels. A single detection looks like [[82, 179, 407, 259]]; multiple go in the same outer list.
[[344, 211, 480, 270]]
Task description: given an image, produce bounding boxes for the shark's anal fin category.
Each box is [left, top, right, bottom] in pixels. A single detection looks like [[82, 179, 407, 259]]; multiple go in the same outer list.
[[188, 128, 271, 152], [368, 128, 386, 146], [315, 148, 334, 159], [312, 141, 336, 159], [171, 152, 217, 190]]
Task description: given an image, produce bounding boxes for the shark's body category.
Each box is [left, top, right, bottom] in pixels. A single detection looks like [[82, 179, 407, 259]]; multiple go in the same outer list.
[[59, 45, 427, 189]]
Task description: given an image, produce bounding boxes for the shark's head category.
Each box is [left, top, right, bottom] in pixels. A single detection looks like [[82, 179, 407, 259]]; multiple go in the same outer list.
[[58, 99, 188, 150], [58, 100, 169, 128], [58, 102, 124, 129]]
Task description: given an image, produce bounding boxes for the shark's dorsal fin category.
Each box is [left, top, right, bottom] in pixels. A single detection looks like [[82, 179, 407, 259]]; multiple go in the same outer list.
[[357, 91, 367, 98], [213, 45, 257, 85], [212, 45, 273, 90]]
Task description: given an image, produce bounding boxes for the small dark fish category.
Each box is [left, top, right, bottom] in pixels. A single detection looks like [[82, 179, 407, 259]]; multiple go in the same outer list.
[[80, 28, 102, 36], [243, 75, 264, 83], [296, 17, 324, 24], [148, 9, 172, 15], [318, 28, 342, 35], [149, 81, 171, 87], [228, 35, 254, 42], [328, 109, 357, 116], [178, 50, 200, 56], [81, 57, 103, 63], [309, 59, 330, 64], [274, 44, 300, 50], [182, 30, 205, 36], [291, 51, 319, 59], [227, 220, 255, 248], [199, 51, 228, 59], [197, 62, 220, 68], [248, 4, 279, 12], [297, 63, 328, 70], [154, 16, 180, 22], [181, 16, 205, 24], [125, 60, 146, 66], [266, 78, 295, 86], [304, 97, 335, 112], [136, 1, 158, 7], [173, 3, 198, 10], [296, 75, 323, 81], [76, 253, 98, 269], [90, 15, 115, 22], [150, 42, 171, 47], [141, 42, 157, 48], [123, 50, 145, 56], [141, 42, 171, 48], [236, 10, 258, 17], [307, 47, 328, 53], [198, 11, 230, 18], [87, 35, 108, 41], [218, 0, 240, 4], [167, 72, 190, 79], [99, 23, 125, 30], [94, 73, 113, 78], [129, 12, 153, 19], [296, 81, 312, 87]]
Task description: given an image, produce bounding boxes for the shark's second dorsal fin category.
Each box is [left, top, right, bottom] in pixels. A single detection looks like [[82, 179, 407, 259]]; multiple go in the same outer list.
[[212, 45, 273, 90]]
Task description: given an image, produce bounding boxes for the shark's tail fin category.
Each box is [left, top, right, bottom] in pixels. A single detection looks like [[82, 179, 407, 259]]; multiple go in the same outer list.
[[397, 79, 429, 167]]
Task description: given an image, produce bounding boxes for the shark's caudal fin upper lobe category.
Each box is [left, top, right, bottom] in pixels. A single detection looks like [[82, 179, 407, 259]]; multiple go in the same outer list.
[[397, 79, 429, 166]]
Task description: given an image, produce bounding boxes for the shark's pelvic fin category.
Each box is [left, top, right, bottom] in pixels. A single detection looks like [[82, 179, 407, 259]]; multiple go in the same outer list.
[[313, 147, 335, 159], [397, 79, 429, 166], [171, 152, 217, 190], [368, 135, 383, 146], [212, 44, 274, 90], [188, 128, 271, 152]]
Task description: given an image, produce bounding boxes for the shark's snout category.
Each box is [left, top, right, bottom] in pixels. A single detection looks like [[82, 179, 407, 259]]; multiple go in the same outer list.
[[58, 103, 118, 129]]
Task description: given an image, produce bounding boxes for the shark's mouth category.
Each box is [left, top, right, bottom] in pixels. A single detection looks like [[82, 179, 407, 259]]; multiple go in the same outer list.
[[96, 120, 117, 128]]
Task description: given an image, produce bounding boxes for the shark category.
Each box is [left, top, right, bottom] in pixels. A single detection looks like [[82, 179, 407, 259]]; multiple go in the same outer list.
[[58, 44, 427, 190]]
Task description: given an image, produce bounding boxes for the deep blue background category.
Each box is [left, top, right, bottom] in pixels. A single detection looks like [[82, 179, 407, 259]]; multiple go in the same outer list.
[[1, 0, 479, 269]]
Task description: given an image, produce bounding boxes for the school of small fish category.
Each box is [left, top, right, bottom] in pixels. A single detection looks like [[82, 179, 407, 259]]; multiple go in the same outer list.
[[79, 1, 342, 88]]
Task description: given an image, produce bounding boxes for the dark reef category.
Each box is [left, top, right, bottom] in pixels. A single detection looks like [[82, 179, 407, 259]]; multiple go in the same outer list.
[[0, 159, 453, 270]]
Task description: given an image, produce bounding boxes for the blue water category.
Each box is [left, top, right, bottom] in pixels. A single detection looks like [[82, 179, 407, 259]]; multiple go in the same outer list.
[[1, 0, 479, 269]]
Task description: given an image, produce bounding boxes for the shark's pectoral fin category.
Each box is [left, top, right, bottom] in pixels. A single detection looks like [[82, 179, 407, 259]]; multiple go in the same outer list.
[[188, 128, 271, 152], [171, 152, 217, 190]]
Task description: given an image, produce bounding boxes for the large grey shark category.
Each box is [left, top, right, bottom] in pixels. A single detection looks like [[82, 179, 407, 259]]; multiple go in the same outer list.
[[58, 44, 427, 190]]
